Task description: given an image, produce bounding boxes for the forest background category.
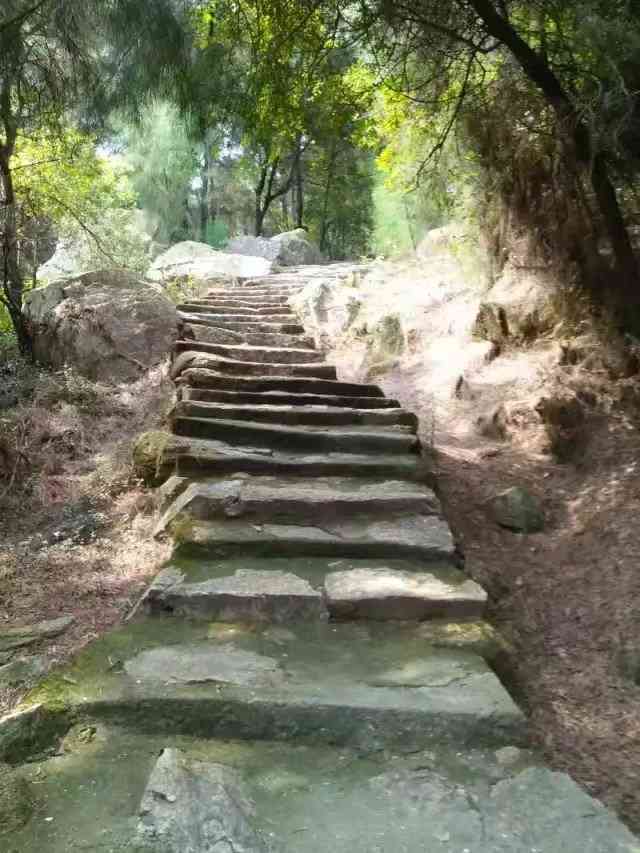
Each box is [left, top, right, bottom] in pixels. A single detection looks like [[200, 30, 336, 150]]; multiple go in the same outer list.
[[2, 0, 640, 356]]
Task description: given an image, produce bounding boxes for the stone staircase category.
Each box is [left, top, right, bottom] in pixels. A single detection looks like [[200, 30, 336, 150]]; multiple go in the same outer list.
[[4, 268, 637, 852]]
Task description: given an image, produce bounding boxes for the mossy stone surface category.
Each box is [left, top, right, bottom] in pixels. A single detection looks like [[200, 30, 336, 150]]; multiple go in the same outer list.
[[132, 431, 172, 484], [0, 763, 33, 835]]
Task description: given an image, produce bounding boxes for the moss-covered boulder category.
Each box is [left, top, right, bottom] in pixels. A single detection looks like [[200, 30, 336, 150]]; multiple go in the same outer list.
[[0, 763, 33, 835], [132, 431, 173, 484]]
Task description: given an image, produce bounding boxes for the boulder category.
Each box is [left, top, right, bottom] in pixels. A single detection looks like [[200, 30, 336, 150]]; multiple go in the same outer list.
[[24, 270, 178, 382], [488, 486, 544, 533], [227, 228, 322, 267], [147, 241, 272, 284], [0, 616, 74, 653], [535, 392, 586, 460], [473, 270, 556, 343], [38, 210, 161, 282], [135, 748, 268, 852]]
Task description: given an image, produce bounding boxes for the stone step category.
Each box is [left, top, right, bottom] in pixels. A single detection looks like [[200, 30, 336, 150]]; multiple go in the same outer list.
[[177, 369, 385, 398], [32, 618, 525, 750], [172, 416, 419, 455], [178, 312, 306, 335], [154, 435, 422, 481], [170, 351, 338, 380], [174, 339, 324, 365], [177, 306, 296, 322], [180, 321, 315, 350], [180, 387, 400, 409], [179, 302, 295, 316], [146, 557, 487, 624], [208, 281, 305, 291], [171, 514, 453, 562], [157, 476, 440, 534], [175, 399, 418, 430], [200, 297, 292, 308]]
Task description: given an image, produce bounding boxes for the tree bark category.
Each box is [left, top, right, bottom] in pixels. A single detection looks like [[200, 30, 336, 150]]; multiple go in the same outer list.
[[466, 0, 639, 298], [0, 143, 31, 355], [319, 145, 338, 255], [200, 145, 211, 242], [294, 154, 304, 229]]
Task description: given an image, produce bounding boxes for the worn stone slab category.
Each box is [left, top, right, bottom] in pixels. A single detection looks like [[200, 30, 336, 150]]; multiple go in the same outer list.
[[178, 368, 384, 398], [150, 569, 327, 623], [0, 616, 74, 652], [176, 307, 296, 322], [174, 339, 323, 365], [326, 567, 486, 621], [172, 416, 418, 455], [125, 643, 283, 687], [176, 400, 418, 430], [147, 434, 420, 481], [136, 748, 268, 852], [157, 476, 440, 533], [172, 515, 455, 562], [178, 313, 306, 335], [170, 350, 337, 380], [180, 387, 400, 409], [181, 321, 314, 350]]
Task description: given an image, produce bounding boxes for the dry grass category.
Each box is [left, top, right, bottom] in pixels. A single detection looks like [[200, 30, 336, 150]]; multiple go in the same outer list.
[[0, 361, 174, 715]]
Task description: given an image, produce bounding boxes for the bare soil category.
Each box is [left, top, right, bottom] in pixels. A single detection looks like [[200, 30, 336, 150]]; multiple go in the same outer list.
[[0, 364, 173, 716]]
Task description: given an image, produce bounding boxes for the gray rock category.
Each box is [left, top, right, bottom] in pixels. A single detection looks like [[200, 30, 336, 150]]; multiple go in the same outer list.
[[488, 486, 544, 533], [152, 570, 327, 623], [125, 643, 283, 687], [0, 763, 33, 836], [23, 270, 178, 381], [148, 241, 272, 283], [156, 476, 439, 533], [135, 748, 268, 852], [485, 767, 639, 851], [0, 615, 74, 652], [0, 656, 47, 687], [494, 745, 523, 766], [227, 229, 322, 267], [476, 404, 509, 441], [325, 567, 486, 621]]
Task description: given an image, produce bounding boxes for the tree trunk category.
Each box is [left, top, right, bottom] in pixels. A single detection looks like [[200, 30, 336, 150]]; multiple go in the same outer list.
[[467, 0, 639, 298], [200, 147, 211, 242], [319, 146, 338, 255], [294, 155, 304, 229], [0, 145, 31, 355]]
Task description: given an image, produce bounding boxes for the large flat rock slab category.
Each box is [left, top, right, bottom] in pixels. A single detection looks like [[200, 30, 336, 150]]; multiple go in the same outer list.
[[178, 369, 385, 398], [180, 387, 400, 409], [172, 416, 418, 455], [150, 569, 327, 623], [176, 399, 418, 429], [136, 748, 268, 852], [148, 434, 421, 481], [174, 338, 324, 364], [326, 567, 486, 621], [125, 643, 283, 687], [24, 618, 525, 749], [145, 558, 480, 625], [156, 476, 441, 532], [170, 350, 337, 380], [172, 515, 455, 561], [7, 731, 637, 853]]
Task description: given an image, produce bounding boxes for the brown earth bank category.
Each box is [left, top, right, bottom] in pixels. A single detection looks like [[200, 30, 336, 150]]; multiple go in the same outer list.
[[0, 363, 173, 716]]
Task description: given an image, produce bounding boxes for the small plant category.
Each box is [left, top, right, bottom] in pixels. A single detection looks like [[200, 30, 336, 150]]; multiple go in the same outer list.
[[164, 274, 203, 305]]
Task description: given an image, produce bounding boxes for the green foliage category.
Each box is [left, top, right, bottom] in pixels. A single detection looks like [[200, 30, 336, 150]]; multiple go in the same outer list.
[[119, 100, 199, 244], [204, 219, 229, 249]]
